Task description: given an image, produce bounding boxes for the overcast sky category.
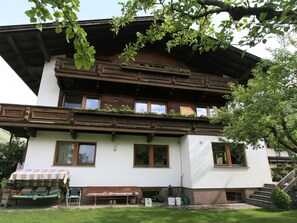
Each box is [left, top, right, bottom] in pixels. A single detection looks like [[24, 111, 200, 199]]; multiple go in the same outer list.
[[0, 0, 278, 105]]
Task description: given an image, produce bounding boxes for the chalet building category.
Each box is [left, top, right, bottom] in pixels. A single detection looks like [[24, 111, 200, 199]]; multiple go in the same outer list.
[[0, 17, 272, 205]]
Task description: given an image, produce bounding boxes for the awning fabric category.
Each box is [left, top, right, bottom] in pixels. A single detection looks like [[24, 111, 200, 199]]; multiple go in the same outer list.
[[9, 169, 70, 184]]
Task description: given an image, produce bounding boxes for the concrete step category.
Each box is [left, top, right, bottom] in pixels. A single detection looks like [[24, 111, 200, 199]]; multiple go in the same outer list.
[[246, 198, 277, 209], [254, 190, 272, 196], [259, 187, 275, 192], [264, 183, 277, 188], [249, 194, 272, 202]]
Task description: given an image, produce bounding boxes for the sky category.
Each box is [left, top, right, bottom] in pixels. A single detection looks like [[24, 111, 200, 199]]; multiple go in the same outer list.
[[0, 0, 279, 105]]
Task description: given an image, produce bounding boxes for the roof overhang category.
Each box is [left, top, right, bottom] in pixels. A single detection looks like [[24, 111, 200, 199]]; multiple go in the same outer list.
[[0, 16, 260, 95]]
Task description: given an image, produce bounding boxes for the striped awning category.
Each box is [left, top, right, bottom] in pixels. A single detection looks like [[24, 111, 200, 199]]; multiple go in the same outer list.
[[9, 169, 70, 184]]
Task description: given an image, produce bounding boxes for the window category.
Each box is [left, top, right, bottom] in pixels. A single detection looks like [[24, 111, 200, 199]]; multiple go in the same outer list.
[[196, 106, 216, 117], [134, 144, 169, 167], [212, 143, 246, 167], [226, 190, 244, 203], [63, 94, 100, 109], [196, 107, 208, 116], [54, 141, 96, 166], [135, 101, 166, 114], [64, 95, 82, 109]]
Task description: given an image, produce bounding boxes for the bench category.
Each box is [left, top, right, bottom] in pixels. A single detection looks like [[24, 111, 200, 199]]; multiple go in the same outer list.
[[85, 187, 139, 205], [10, 187, 61, 200]]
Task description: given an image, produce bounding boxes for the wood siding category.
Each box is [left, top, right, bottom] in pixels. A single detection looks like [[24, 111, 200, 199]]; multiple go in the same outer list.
[[55, 58, 237, 94], [0, 104, 222, 138]]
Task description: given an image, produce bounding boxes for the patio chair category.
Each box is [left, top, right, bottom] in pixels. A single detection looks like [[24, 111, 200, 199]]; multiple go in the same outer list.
[[68, 187, 82, 206]]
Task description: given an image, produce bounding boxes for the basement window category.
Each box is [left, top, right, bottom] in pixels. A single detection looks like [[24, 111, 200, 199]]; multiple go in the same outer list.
[[226, 190, 244, 203]]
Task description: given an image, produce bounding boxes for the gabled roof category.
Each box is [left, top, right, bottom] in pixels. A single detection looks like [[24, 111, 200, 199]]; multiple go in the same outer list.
[[0, 16, 260, 95]]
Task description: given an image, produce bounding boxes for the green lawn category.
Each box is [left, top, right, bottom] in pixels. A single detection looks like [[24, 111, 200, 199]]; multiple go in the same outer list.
[[1, 207, 297, 223]]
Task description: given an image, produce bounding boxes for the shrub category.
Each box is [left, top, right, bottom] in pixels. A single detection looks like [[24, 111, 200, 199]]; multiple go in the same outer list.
[[271, 187, 292, 210]]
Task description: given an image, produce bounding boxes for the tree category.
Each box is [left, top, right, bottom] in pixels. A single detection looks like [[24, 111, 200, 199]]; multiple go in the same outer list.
[[0, 138, 26, 179], [112, 0, 297, 61], [211, 47, 297, 153], [25, 0, 297, 66]]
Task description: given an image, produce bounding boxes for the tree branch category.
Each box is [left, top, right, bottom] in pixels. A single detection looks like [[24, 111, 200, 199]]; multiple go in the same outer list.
[[189, 0, 297, 22], [271, 126, 296, 153], [280, 116, 297, 147]]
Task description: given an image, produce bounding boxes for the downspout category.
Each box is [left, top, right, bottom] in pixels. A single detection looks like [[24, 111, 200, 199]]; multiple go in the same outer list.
[[178, 137, 184, 197]]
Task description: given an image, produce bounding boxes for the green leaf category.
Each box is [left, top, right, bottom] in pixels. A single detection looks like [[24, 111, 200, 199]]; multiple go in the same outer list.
[[36, 24, 43, 31], [55, 26, 63, 33], [259, 12, 267, 21]]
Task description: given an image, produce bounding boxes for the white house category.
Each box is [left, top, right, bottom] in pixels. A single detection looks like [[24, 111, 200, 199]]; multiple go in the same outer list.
[[0, 17, 272, 205]]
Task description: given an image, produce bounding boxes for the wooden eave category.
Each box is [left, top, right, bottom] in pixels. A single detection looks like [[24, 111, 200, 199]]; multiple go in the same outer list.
[[0, 17, 260, 95], [55, 58, 236, 94], [0, 104, 222, 139]]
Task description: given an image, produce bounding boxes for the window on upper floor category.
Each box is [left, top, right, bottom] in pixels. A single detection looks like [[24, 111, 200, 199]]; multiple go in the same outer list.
[[196, 106, 216, 117], [54, 141, 96, 166], [63, 94, 100, 109], [212, 143, 246, 167], [135, 101, 167, 114], [134, 144, 169, 168]]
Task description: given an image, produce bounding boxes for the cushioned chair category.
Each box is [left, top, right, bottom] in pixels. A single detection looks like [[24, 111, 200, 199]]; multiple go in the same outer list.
[[68, 187, 81, 206]]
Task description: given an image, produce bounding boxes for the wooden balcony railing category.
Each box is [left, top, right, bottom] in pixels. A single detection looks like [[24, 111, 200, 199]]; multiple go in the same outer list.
[[55, 58, 235, 93], [0, 104, 222, 138]]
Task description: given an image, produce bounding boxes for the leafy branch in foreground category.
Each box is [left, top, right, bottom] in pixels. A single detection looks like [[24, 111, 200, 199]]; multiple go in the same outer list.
[[25, 0, 95, 69], [112, 0, 297, 62]]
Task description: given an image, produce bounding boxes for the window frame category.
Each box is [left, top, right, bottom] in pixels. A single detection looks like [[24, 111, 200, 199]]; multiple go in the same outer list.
[[62, 93, 100, 109], [212, 142, 246, 167], [133, 144, 169, 168], [54, 141, 97, 166], [196, 106, 216, 117], [135, 100, 167, 114]]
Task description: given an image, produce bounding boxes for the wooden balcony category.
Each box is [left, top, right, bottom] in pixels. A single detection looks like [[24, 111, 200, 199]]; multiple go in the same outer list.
[[0, 104, 222, 139], [55, 58, 235, 94]]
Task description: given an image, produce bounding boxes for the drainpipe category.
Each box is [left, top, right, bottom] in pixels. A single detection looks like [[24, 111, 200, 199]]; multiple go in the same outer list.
[[178, 137, 184, 197]]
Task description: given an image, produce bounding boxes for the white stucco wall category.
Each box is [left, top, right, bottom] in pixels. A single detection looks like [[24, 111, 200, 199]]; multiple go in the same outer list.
[[183, 135, 272, 189], [36, 56, 62, 106], [23, 131, 272, 189], [180, 136, 192, 188], [266, 148, 290, 157], [24, 131, 182, 187]]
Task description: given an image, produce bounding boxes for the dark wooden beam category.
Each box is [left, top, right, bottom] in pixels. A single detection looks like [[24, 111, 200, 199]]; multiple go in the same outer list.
[[147, 134, 154, 143], [7, 35, 27, 67], [70, 130, 77, 139], [238, 66, 254, 82], [7, 35, 40, 82], [24, 127, 37, 137], [36, 33, 51, 62]]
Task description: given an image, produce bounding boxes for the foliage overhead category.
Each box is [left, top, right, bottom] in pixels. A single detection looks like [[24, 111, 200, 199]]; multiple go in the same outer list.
[[211, 47, 297, 153], [25, 0, 95, 69], [112, 0, 297, 61], [25, 1, 297, 66]]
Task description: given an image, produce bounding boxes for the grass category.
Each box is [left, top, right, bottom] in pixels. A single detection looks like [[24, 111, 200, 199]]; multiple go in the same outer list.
[[0, 207, 297, 223]]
